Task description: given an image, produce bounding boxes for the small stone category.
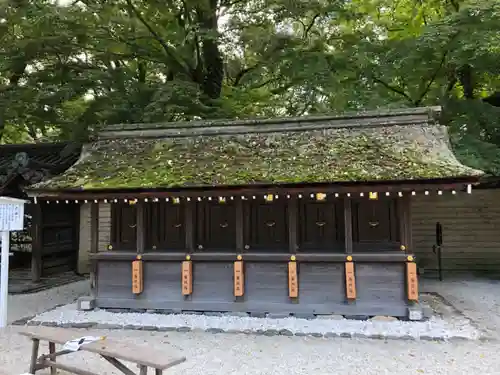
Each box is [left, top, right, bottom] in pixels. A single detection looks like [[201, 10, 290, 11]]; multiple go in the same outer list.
[[225, 312, 249, 318], [226, 329, 242, 334], [96, 323, 123, 330], [146, 309, 157, 314], [408, 306, 424, 321], [293, 313, 315, 320], [27, 321, 41, 326], [310, 332, 323, 338], [176, 326, 191, 332], [141, 326, 158, 331], [106, 308, 128, 314], [267, 313, 290, 319], [158, 310, 176, 315], [41, 321, 58, 327], [294, 332, 307, 337], [183, 311, 203, 315], [264, 329, 279, 336], [353, 333, 368, 339], [129, 309, 146, 314], [204, 312, 223, 317], [71, 322, 97, 329], [400, 335, 415, 341], [123, 324, 138, 330], [77, 297, 95, 311], [255, 329, 266, 335], [370, 315, 398, 322], [61, 323, 74, 328], [206, 328, 225, 334], [316, 314, 344, 320], [324, 332, 338, 338], [279, 329, 293, 336], [340, 332, 352, 338], [249, 312, 266, 318], [344, 315, 370, 321], [368, 334, 386, 340]]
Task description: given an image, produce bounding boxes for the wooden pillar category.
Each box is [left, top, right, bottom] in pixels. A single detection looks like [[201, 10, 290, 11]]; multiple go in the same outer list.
[[136, 202, 145, 254], [288, 197, 298, 253], [343, 198, 353, 253], [398, 195, 412, 253], [235, 199, 244, 253], [184, 201, 194, 252], [30, 202, 42, 282], [89, 202, 99, 298]]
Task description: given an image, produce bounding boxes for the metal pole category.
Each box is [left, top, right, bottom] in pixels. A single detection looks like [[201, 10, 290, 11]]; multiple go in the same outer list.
[[0, 230, 10, 328]]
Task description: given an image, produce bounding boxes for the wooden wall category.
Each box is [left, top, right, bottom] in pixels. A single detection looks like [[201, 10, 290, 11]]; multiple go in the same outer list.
[[412, 189, 500, 273]]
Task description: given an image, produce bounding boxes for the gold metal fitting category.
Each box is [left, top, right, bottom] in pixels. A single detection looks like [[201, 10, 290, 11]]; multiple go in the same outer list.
[[186, 255, 191, 261], [136, 255, 142, 260], [346, 255, 353, 261], [237, 254, 242, 261], [400, 245, 406, 251], [407, 255, 414, 262], [107, 245, 113, 250], [290, 255, 296, 261]]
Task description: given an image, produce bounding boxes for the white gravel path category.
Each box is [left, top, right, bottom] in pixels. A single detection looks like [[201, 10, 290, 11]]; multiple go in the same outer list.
[[29, 302, 480, 341], [2, 326, 500, 375], [2, 278, 500, 374]]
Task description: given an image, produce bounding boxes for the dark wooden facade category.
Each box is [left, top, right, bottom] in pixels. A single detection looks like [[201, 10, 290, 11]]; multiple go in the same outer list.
[[81, 186, 444, 318], [0, 142, 81, 281]]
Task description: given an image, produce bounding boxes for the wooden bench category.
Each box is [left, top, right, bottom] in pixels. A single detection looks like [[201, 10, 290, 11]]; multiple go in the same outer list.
[[18, 326, 186, 375]]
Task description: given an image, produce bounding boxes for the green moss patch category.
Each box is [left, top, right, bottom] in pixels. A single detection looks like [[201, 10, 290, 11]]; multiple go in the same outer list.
[[31, 125, 482, 190]]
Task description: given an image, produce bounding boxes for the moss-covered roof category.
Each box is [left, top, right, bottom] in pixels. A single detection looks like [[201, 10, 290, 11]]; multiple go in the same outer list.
[[29, 108, 483, 191]]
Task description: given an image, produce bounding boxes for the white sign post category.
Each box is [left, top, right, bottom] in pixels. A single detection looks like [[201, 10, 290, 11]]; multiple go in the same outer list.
[[0, 197, 26, 328]]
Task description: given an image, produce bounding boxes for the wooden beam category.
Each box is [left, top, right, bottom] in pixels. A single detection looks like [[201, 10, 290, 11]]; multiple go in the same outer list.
[[288, 197, 298, 253], [343, 198, 353, 254], [90, 251, 413, 262], [235, 199, 244, 253], [33, 179, 478, 201], [136, 203, 145, 254], [30, 203, 43, 282]]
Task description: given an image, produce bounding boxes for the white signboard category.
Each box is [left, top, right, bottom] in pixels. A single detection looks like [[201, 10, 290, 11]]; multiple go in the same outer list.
[[0, 196, 27, 328], [0, 202, 24, 232]]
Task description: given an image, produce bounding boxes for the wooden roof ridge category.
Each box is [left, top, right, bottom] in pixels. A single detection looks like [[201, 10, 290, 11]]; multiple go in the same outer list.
[[98, 106, 442, 140]]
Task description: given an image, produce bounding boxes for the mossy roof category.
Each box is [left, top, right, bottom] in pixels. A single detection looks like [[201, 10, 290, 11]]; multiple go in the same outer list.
[[29, 108, 483, 191]]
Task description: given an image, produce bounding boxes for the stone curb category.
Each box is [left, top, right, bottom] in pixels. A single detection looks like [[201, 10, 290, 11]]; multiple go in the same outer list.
[[23, 320, 479, 342]]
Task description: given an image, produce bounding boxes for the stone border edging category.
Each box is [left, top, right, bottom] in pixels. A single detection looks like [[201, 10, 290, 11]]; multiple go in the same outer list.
[[20, 319, 478, 343]]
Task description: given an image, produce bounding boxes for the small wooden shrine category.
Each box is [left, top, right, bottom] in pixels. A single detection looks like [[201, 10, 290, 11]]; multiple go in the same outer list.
[[0, 142, 81, 280], [25, 107, 483, 318]]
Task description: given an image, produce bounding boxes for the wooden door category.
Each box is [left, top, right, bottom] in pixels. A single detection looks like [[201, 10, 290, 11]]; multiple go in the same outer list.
[[352, 198, 399, 252], [111, 204, 137, 251], [40, 203, 79, 276], [195, 200, 236, 251], [298, 201, 344, 252], [244, 200, 288, 251], [145, 202, 185, 251]]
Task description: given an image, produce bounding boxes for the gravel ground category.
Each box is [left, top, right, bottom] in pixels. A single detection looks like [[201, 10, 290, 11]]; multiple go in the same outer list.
[[29, 302, 480, 341], [2, 277, 500, 374], [2, 326, 500, 375], [6, 279, 90, 324], [422, 277, 500, 339]]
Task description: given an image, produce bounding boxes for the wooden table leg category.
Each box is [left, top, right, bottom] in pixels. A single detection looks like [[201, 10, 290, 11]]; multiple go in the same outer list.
[[29, 339, 40, 374], [49, 342, 56, 375], [139, 365, 147, 375]]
